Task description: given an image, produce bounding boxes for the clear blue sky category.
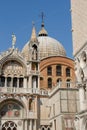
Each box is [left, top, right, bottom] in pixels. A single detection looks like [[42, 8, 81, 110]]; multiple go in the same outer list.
[[0, 0, 73, 58]]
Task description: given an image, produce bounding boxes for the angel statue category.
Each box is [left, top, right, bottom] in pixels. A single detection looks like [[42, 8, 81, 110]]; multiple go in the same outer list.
[[12, 34, 16, 49]]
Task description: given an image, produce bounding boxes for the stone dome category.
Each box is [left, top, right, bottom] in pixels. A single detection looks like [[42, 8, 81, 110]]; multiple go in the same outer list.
[[22, 23, 66, 60], [38, 36, 66, 59]]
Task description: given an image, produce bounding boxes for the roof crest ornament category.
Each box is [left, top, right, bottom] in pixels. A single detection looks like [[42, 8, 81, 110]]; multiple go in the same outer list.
[[12, 33, 16, 49]]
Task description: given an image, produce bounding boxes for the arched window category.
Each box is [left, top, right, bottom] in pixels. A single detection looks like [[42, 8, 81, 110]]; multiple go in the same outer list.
[[47, 66, 52, 75], [7, 77, 11, 87], [32, 76, 38, 88], [1, 77, 5, 87], [32, 45, 37, 60], [48, 78, 52, 88], [66, 68, 70, 77], [48, 128, 50, 130], [29, 99, 33, 111], [42, 127, 45, 130], [57, 78, 62, 87], [66, 79, 71, 88], [13, 78, 17, 87], [19, 78, 23, 88], [56, 65, 61, 76]]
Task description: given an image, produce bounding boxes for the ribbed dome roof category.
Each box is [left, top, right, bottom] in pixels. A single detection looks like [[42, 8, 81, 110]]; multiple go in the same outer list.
[[22, 23, 66, 60], [22, 36, 66, 60], [38, 36, 66, 59]]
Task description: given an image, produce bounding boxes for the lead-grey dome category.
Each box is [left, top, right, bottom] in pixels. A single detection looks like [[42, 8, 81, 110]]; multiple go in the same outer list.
[[22, 23, 66, 60], [38, 36, 66, 59]]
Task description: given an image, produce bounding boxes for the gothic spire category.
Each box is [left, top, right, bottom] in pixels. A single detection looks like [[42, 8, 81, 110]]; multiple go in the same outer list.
[[30, 22, 38, 42]]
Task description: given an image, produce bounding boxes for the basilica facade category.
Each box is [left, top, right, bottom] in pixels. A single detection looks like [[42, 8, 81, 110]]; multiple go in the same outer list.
[[0, 19, 78, 130]]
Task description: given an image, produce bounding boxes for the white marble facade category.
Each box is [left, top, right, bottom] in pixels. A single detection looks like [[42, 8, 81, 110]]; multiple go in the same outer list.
[[0, 24, 78, 130], [71, 0, 87, 130]]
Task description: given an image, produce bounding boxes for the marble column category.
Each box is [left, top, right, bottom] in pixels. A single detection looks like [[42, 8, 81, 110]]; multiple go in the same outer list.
[[79, 84, 86, 111], [29, 120, 32, 130], [5, 77, 7, 87], [24, 77, 27, 88], [17, 78, 19, 88], [11, 77, 13, 92], [11, 77, 13, 87], [24, 120, 28, 130], [34, 120, 37, 130], [38, 76, 40, 89], [29, 76, 32, 89]]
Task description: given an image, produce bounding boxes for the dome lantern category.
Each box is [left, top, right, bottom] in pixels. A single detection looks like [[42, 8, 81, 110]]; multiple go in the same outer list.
[[38, 12, 48, 36]]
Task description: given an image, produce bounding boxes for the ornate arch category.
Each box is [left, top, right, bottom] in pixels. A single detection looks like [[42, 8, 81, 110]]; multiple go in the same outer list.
[[0, 56, 27, 76], [0, 98, 27, 118], [0, 98, 27, 111], [0, 57, 27, 77]]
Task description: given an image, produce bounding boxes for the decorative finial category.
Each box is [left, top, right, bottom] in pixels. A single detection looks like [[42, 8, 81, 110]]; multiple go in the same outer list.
[[38, 12, 48, 36], [32, 21, 35, 26], [12, 33, 16, 49]]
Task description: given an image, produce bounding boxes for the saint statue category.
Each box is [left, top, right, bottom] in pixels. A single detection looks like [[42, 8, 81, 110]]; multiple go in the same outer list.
[[12, 34, 16, 49]]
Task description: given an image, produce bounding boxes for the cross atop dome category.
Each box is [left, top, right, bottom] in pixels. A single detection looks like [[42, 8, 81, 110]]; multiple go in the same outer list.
[[40, 12, 45, 27], [40, 12, 45, 23]]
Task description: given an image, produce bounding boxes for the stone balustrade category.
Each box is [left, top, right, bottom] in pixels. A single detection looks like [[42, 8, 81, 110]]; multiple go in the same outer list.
[[0, 87, 48, 96]]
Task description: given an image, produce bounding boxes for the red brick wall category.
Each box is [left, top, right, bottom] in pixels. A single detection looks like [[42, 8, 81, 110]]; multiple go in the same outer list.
[[40, 56, 76, 90]]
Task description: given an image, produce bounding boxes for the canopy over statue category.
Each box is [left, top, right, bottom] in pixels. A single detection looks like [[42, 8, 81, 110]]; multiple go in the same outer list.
[[12, 34, 16, 49]]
